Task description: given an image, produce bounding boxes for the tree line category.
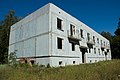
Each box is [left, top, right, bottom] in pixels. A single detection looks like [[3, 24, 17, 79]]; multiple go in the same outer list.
[[101, 18, 120, 59], [0, 10, 120, 64]]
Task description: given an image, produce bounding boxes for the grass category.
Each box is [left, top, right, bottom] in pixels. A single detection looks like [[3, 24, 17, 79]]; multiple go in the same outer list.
[[0, 59, 120, 80]]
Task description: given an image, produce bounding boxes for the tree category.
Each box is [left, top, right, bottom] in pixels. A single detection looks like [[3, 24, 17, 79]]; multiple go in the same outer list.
[[115, 28, 120, 36], [111, 36, 120, 59], [9, 52, 17, 65], [100, 31, 112, 42], [114, 18, 120, 36], [0, 10, 19, 64], [100, 18, 120, 59], [111, 18, 120, 59]]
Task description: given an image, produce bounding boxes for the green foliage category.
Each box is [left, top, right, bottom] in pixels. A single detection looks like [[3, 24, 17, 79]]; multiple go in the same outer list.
[[100, 31, 112, 41], [111, 18, 120, 59], [0, 60, 120, 80], [8, 52, 17, 65], [0, 10, 20, 64], [115, 18, 120, 36], [47, 63, 51, 68], [111, 36, 120, 58], [101, 18, 120, 59], [18, 63, 31, 68], [115, 28, 120, 36]]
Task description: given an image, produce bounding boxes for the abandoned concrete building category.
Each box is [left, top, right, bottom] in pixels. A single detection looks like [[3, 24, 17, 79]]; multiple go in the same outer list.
[[9, 3, 111, 67]]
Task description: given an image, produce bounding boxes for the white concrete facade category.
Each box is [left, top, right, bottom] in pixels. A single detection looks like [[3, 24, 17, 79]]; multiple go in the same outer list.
[[9, 3, 111, 67]]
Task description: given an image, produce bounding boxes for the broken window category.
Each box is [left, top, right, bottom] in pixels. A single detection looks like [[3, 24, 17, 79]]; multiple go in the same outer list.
[[57, 37, 63, 49], [57, 18, 63, 30]]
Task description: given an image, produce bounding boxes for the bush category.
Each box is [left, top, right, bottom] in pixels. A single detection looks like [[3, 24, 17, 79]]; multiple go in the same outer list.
[[8, 52, 17, 65]]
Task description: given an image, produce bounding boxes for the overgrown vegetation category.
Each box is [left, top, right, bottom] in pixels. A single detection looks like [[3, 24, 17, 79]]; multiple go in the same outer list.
[[8, 52, 17, 65], [0, 60, 120, 80]]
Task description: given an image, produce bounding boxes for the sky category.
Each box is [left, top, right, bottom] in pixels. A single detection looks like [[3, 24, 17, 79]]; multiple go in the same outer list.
[[0, 0, 120, 35]]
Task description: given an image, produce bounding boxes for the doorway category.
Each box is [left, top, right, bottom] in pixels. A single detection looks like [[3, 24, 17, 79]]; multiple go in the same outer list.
[[105, 52, 107, 60], [82, 52, 85, 63], [80, 48, 86, 63]]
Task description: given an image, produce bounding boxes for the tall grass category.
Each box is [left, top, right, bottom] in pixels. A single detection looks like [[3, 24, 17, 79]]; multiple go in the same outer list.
[[0, 59, 120, 80]]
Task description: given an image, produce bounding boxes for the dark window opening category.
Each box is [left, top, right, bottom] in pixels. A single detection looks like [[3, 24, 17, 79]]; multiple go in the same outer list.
[[101, 40, 102, 45], [107, 49, 109, 52], [59, 61, 62, 65], [80, 29, 84, 38], [90, 60, 92, 63], [72, 43, 75, 51], [89, 48, 91, 53], [57, 38, 62, 49], [80, 48, 88, 53], [87, 33, 90, 41], [25, 60, 27, 63], [94, 48, 96, 54], [98, 49, 100, 55], [57, 18, 62, 30], [70, 24, 75, 36], [93, 36, 95, 43], [87, 44, 93, 48], [101, 48, 104, 51], [80, 48, 87, 63], [73, 61, 75, 64], [105, 52, 107, 55], [104, 41, 105, 46], [97, 38, 99, 44]]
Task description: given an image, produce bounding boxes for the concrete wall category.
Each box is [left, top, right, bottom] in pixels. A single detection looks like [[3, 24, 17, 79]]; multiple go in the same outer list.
[[9, 3, 111, 67], [49, 3, 111, 66], [9, 3, 50, 66]]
